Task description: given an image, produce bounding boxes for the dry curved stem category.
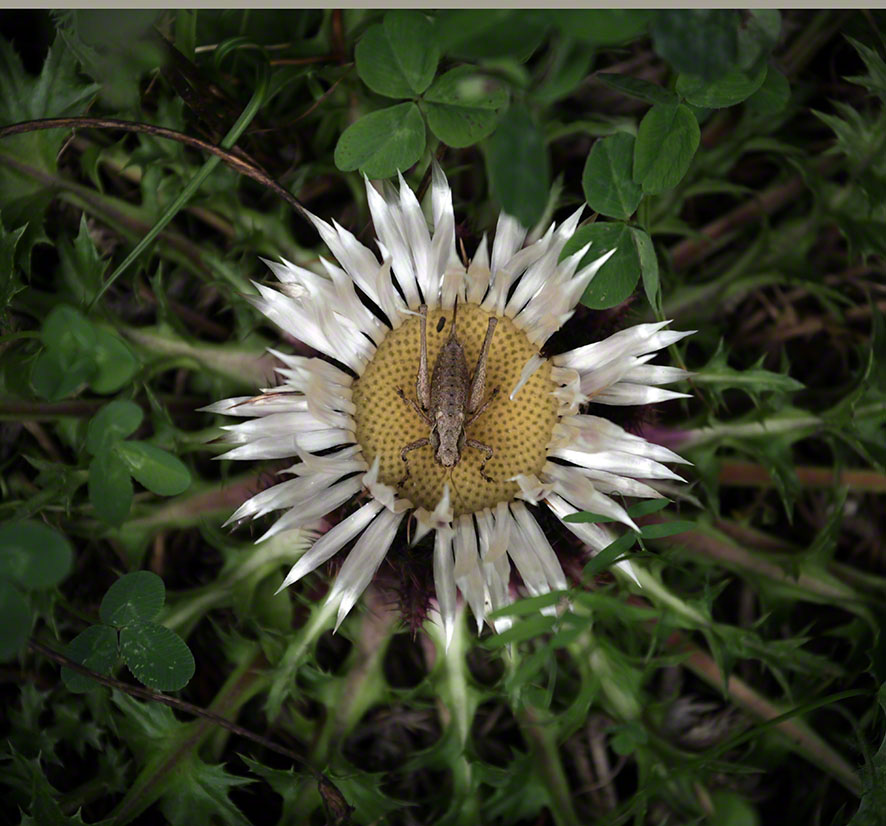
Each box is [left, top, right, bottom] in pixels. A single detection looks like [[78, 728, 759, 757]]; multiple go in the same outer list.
[[28, 638, 354, 825], [668, 156, 841, 272], [0, 396, 205, 420], [0, 116, 310, 219], [719, 460, 886, 493], [669, 174, 808, 271], [0, 151, 209, 271], [250, 70, 350, 135], [672, 635, 863, 797]]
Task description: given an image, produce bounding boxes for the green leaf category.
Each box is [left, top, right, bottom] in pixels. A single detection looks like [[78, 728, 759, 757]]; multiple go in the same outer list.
[[627, 499, 670, 517], [650, 10, 739, 81], [694, 339, 805, 402], [736, 10, 781, 73], [815, 102, 883, 177], [746, 67, 791, 116], [632, 227, 661, 314], [640, 521, 695, 539], [435, 10, 547, 62], [383, 11, 438, 95], [90, 327, 139, 394], [552, 10, 651, 46], [113, 441, 191, 496], [583, 533, 638, 579], [633, 103, 700, 194], [530, 40, 593, 106], [850, 685, 886, 825], [100, 571, 166, 626], [676, 63, 767, 108], [33, 305, 135, 399], [57, 215, 105, 305], [0, 581, 31, 661], [561, 221, 641, 310], [424, 66, 508, 148], [89, 449, 134, 526], [160, 758, 251, 825], [120, 619, 195, 691], [562, 511, 616, 524], [8, 746, 99, 826], [710, 790, 760, 826], [683, 103, 713, 127], [61, 624, 119, 693], [0, 219, 27, 315], [488, 591, 562, 618], [30, 350, 96, 401], [814, 96, 886, 226], [52, 11, 164, 109], [332, 774, 403, 822], [473, 752, 551, 822], [86, 400, 144, 455], [112, 693, 251, 823], [238, 756, 307, 826], [484, 614, 560, 648], [355, 15, 438, 99], [738, 435, 801, 521], [485, 104, 549, 228], [610, 721, 648, 755], [334, 102, 426, 178], [582, 132, 643, 220], [835, 214, 886, 261], [596, 72, 678, 106], [0, 520, 73, 590], [41, 304, 96, 352], [0, 35, 99, 219], [845, 35, 886, 102]]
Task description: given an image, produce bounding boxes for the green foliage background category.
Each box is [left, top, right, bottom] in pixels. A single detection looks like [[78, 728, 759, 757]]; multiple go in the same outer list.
[[1, 9, 886, 826]]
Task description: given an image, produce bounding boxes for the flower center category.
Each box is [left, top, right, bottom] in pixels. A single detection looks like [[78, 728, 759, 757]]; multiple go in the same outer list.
[[352, 303, 560, 516]]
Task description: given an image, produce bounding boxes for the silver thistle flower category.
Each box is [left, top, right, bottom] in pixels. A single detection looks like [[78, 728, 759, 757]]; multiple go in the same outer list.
[[203, 164, 693, 644]]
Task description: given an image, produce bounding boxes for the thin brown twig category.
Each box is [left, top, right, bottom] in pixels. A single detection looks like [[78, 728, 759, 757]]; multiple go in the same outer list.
[[136, 282, 230, 340], [28, 638, 354, 824], [28, 639, 312, 768], [270, 54, 340, 66], [21, 421, 64, 463], [719, 460, 886, 493], [250, 70, 351, 135], [669, 175, 806, 271], [0, 117, 309, 220], [331, 10, 347, 63], [0, 152, 208, 272], [780, 10, 850, 80], [0, 396, 207, 419], [68, 134, 237, 239], [668, 156, 840, 271]]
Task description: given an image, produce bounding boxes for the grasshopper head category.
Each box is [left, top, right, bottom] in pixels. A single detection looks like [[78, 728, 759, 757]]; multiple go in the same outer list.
[[433, 418, 465, 468], [436, 441, 460, 468]]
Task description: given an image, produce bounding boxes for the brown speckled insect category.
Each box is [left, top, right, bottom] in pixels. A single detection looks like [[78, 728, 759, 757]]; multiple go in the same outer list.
[[397, 298, 499, 485]]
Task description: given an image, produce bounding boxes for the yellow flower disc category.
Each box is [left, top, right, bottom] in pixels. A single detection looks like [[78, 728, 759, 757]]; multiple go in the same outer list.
[[352, 303, 559, 516]]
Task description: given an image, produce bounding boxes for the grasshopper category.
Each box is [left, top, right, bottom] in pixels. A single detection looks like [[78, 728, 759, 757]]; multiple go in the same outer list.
[[397, 299, 500, 485]]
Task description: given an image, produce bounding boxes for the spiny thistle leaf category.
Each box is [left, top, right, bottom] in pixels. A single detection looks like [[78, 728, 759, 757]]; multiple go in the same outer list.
[[693, 339, 805, 404], [0, 35, 99, 221]]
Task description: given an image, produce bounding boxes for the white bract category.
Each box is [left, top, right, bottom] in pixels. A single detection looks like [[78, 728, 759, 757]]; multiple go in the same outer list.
[[204, 164, 693, 646]]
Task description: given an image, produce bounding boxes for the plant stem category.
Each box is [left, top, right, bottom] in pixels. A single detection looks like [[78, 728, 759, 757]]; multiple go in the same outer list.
[[121, 326, 276, 388], [673, 637, 862, 796], [518, 705, 583, 826], [719, 460, 886, 493]]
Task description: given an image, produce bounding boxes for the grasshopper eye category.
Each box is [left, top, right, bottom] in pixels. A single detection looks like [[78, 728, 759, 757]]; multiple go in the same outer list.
[[436, 317, 446, 333]]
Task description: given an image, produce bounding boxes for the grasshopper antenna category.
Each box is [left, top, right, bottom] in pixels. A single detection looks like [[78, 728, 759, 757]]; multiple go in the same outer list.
[[449, 295, 459, 341], [448, 469, 463, 513]]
